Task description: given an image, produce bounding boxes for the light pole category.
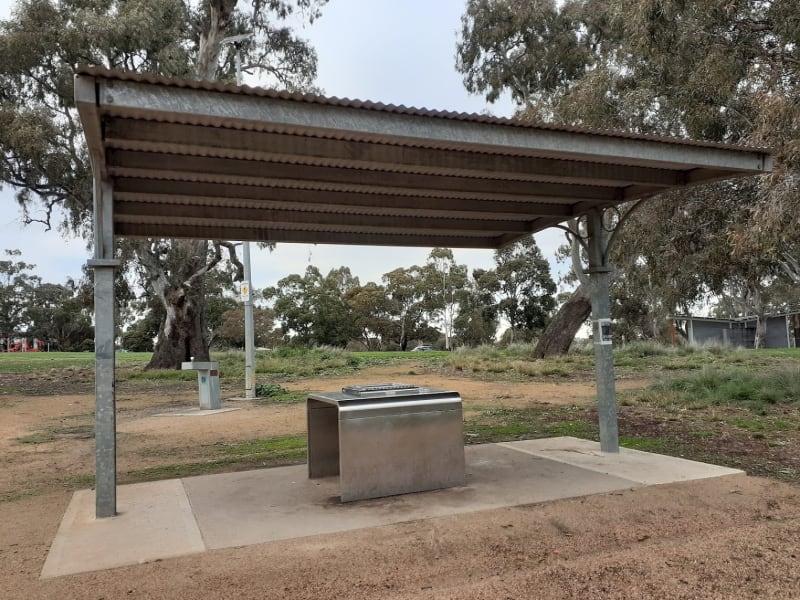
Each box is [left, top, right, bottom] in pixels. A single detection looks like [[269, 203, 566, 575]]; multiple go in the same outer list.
[[221, 33, 256, 399]]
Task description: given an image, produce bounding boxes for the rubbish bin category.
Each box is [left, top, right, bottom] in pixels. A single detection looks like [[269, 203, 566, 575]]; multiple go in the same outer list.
[[181, 361, 221, 410]]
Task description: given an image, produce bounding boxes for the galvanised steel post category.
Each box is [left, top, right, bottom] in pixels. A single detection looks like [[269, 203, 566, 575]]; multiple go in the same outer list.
[[225, 32, 257, 400], [89, 178, 120, 517], [243, 241, 256, 399], [586, 209, 619, 453]]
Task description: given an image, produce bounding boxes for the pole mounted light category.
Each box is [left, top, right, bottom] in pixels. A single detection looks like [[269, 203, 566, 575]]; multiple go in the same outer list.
[[221, 32, 257, 399]]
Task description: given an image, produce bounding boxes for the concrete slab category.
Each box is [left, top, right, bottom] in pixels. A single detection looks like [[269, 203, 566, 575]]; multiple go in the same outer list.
[[41, 438, 743, 578], [154, 407, 241, 417], [41, 479, 205, 579], [500, 437, 744, 484], [183, 443, 637, 549]]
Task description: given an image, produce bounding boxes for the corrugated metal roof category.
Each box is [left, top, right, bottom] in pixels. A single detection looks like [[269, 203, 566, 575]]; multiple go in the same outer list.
[[76, 66, 769, 154], [74, 67, 773, 248]]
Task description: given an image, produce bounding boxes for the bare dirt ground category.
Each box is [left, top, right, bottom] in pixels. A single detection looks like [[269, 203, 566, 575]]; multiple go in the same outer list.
[[1, 363, 799, 598]]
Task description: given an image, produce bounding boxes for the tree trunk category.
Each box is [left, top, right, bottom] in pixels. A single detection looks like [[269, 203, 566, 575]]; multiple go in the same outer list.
[[754, 317, 767, 349], [136, 239, 225, 370], [142, 4, 237, 369], [532, 284, 591, 358], [196, 0, 238, 80], [747, 285, 767, 349], [148, 277, 210, 368], [399, 314, 408, 351]]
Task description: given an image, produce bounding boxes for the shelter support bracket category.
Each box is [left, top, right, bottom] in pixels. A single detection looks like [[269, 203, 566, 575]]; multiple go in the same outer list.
[[586, 209, 619, 453]]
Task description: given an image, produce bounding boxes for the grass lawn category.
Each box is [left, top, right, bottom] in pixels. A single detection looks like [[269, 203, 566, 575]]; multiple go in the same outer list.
[[2, 343, 799, 494]]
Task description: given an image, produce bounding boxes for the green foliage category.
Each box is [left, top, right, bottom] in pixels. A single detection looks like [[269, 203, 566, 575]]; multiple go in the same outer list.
[[26, 281, 95, 351], [123, 368, 196, 382], [464, 406, 596, 444], [127, 452, 306, 481], [0, 489, 39, 504], [255, 382, 286, 397], [253, 382, 305, 403], [14, 419, 94, 445], [0, 250, 95, 351], [453, 268, 500, 347], [457, 0, 590, 108], [457, 0, 800, 348], [0, 0, 328, 369], [452, 342, 542, 361], [449, 342, 596, 379], [265, 266, 360, 348], [449, 340, 800, 380], [0, 352, 94, 372], [125, 434, 308, 482], [382, 266, 435, 350], [216, 434, 307, 458], [419, 248, 469, 350], [492, 236, 556, 342], [0, 249, 38, 338], [1, 0, 327, 230], [214, 305, 277, 349], [636, 366, 800, 410], [345, 281, 395, 350], [14, 432, 56, 445], [617, 340, 670, 358], [249, 346, 354, 379], [204, 294, 240, 347], [238, 347, 445, 380], [274, 250, 492, 352], [122, 316, 157, 353]]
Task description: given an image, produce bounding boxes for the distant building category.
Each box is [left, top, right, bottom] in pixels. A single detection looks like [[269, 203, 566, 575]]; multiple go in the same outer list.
[[1, 336, 45, 352], [670, 313, 800, 348]]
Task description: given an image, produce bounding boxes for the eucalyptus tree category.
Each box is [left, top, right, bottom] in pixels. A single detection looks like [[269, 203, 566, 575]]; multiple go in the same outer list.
[[345, 282, 395, 350], [453, 268, 500, 347], [456, 0, 590, 117], [382, 266, 430, 351], [26, 279, 95, 350], [0, 0, 327, 368], [457, 0, 799, 352], [419, 248, 469, 350], [0, 249, 39, 339], [618, 180, 789, 346], [1, 249, 97, 350], [493, 235, 556, 343], [215, 305, 276, 348], [264, 266, 359, 347]]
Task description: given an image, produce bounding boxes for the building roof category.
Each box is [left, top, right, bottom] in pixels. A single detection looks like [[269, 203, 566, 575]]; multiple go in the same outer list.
[[672, 312, 800, 323], [74, 66, 773, 249]]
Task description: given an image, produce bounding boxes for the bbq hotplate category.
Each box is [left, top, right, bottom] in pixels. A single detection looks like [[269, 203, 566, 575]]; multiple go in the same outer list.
[[341, 383, 421, 397]]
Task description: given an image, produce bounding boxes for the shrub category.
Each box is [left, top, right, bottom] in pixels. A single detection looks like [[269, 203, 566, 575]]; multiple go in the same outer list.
[[255, 383, 287, 398], [619, 340, 669, 358]]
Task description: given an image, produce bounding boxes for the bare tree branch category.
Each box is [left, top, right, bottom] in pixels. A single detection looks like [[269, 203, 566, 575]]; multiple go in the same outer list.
[[217, 241, 245, 281]]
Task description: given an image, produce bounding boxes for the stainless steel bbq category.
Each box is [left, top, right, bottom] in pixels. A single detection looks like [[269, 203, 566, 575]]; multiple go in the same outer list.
[[307, 383, 466, 502]]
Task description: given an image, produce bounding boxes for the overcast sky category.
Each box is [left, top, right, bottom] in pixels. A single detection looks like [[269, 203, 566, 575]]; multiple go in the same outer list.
[[0, 0, 567, 291]]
